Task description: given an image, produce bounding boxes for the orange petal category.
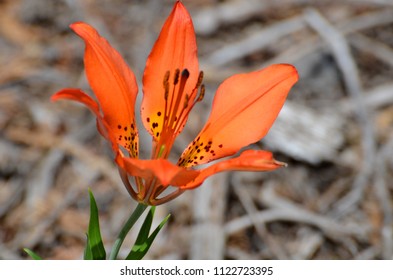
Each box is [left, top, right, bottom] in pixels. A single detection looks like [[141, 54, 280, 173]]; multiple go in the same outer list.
[[141, 1, 199, 142], [51, 88, 100, 116], [51, 88, 118, 152], [116, 155, 200, 188], [182, 150, 286, 189], [71, 22, 139, 157], [179, 64, 298, 167]]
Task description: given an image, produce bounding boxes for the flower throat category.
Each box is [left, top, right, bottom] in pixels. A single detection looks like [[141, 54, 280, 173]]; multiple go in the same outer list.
[[150, 68, 204, 159]]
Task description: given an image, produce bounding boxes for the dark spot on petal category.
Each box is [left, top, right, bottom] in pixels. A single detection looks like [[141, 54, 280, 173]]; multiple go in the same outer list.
[[118, 125, 122, 129], [124, 127, 128, 131], [219, 144, 223, 148], [200, 156, 204, 160], [157, 111, 162, 116], [147, 118, 150, 123]]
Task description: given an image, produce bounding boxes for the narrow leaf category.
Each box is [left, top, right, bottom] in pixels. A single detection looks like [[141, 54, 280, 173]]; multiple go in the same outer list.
[[126, 213, 171, 260], [84, 234, 93, 260], [109, 203, 148, 260], [134, 206, 155, 246], [125, 207, 155, 260], [23, 248, 42, 260], [87, 189, 106, 260]]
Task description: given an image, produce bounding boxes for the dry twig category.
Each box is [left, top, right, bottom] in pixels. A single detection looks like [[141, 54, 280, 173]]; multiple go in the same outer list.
[[304, 8, 376, 217]]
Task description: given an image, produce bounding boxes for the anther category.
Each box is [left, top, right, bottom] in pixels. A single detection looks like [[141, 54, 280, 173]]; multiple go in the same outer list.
[[184, 94, 189, 108], [163, 71, 170, 87], [197, 84, 205, 102], [173, 69, 180, 85], [163, 71, 170, 100], [175, 69, 190, 105], [181, 69, 190, 79], [164, 84, 169, 100], [196, 71, 204, 89]]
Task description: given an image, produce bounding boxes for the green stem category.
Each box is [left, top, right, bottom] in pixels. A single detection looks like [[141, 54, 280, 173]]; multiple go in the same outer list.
[[109, 203, 148, 260]]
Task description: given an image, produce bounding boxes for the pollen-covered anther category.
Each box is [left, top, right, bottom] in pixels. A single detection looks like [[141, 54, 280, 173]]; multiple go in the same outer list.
[[183, 94, 189, 108], [196, 71, 204, 89], [173, 69, 180, 85], [181, 69, 190, 79], [197, 84, 205, 102], [163, 70, 170, 87], [163, 71, 170, 100]]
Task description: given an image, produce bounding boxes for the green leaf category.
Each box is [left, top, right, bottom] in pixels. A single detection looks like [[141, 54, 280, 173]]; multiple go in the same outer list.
[[126, 212, 171, 260], [109, 203, 148, 260], [124, 206, 155, 260], [83, 234, 93, 260], [86, 189, 106, 260], [134, 206, 155, 246], [23, 248, 42, 260]]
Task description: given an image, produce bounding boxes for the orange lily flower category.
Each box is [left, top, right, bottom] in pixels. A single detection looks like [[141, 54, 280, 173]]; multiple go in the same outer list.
[[52, 1, 298, 205]]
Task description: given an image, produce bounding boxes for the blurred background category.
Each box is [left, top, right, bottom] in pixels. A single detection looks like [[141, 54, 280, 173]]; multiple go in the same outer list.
[[1, 0, 393, 259]]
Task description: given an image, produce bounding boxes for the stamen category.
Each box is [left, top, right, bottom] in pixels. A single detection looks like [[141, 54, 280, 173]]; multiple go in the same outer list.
[[163, 71, 170, 87], [169, 68, 189, 126], [196, 71, 204, 89], [173, 69, 180, 85], [184, 94, 189, 108], [181, 69, 190, 79], [156, 67, 205, 159], [197, 84, 205, 102], [163, 71, 170, 100], [164, 85, 169, 100], [171, 70, 205, 135]]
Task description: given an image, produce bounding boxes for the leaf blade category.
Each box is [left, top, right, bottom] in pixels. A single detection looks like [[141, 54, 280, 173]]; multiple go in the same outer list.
[[83, 234, 93, 260], [23, 248, 42, 260], [134, 206, 155, 248], [87, 189, 106, 260], [126, 213, 170, 260]]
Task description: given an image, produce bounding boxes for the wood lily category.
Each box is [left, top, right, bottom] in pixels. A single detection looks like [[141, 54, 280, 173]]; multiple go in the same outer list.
[[52, 1, 298, 205]]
